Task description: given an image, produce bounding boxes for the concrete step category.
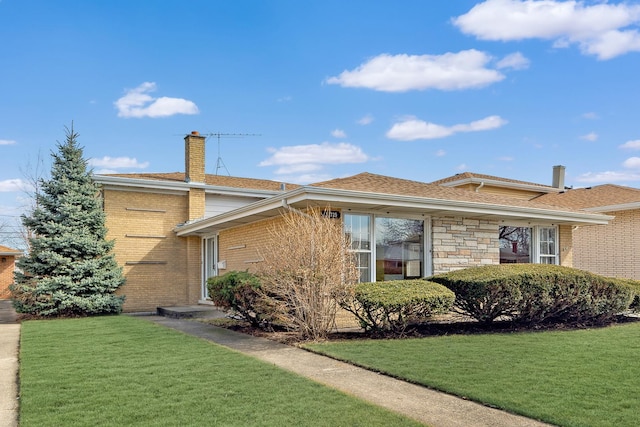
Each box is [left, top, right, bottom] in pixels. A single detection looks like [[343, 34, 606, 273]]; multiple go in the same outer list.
[[156, 305, 228, 320]]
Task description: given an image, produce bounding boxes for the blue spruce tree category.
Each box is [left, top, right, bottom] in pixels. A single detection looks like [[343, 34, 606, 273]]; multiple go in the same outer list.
[[11, 126, 125, 316]]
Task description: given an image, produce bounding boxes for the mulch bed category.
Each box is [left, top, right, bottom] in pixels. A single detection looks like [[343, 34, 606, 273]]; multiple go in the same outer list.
[[206, 312, 640, 345]]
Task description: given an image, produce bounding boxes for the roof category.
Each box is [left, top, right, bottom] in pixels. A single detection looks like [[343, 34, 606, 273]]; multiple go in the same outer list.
[[0, 245, 22, 255], [432, 171, 559, 193], [101, 172, 298, 192], [311, 173, 573, 211], [534, 184, 640, 212], [176, 172, 613, 236]]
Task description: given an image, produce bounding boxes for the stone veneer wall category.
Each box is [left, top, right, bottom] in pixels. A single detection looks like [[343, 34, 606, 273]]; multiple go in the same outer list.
[[432, 216, 500, 273]]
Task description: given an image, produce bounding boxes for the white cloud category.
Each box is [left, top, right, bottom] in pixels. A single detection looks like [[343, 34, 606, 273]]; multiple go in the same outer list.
[[580, 132, 598, 141], [456, 163, 468, 171], [331, 129, 347, 139], [435, 149, 446, 157], [453, 0, 640, 60], [499, 156, 514, 161], [575, 171, 640, 183], [260, 142, 369, 168], [0, 139, 16, 145], [0, 179, 28, 192], [623, 156, 640, 169], [277, 96, 292, 102], [260, 142, 371, 181], [326, 50, 506, 92], [357, 114, 374, 125], [619, 140, 640, 150], [89, 156, 150, 169], [582, 112, 599, 120], [114, 82, 199, 118], [386, 115, 508, 141], [496, 52, 530, 69]]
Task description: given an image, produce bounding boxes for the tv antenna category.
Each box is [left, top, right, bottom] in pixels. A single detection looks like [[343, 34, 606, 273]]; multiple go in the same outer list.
[[202, 132, 260, 175]]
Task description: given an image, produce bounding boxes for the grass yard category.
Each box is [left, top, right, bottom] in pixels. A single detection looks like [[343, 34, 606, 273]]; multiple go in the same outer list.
[[306, 322, 640, 427], [19, 316, 421, 427]]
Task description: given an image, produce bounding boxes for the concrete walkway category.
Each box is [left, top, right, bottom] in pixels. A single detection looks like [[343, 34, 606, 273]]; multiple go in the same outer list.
[[149, 315, 552, 427], [0, 300, 19, 427]]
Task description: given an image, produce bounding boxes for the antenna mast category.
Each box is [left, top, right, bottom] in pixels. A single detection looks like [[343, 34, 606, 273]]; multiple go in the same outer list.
[[202, 132, 260, 175]]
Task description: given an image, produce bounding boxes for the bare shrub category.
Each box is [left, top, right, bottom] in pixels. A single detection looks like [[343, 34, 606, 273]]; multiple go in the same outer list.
[[257, 207, 359, 340]]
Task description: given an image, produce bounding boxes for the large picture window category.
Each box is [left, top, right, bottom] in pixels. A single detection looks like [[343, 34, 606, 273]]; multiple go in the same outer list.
[[344, 214, 426, 282], [375, 217, 424, 281]]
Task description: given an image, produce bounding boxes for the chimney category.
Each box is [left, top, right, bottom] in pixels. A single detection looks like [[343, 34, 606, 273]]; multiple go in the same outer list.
[[184, 131, 206, 183], [552, 165, 565, 189]]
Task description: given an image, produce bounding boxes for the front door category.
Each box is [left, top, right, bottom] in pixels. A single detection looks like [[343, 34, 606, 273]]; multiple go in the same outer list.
[[203, 236, 217, 301]]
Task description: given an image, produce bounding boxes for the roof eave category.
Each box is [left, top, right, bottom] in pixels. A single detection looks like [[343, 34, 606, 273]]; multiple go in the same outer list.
[[175, 186, 611, 236], [440, 177, 561, 194], [583, 202, 640, 213], [94, 174, 283, 198]]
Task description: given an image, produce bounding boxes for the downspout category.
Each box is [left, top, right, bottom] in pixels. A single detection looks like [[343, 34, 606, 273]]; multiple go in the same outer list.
[[475, 182, 485, 192]]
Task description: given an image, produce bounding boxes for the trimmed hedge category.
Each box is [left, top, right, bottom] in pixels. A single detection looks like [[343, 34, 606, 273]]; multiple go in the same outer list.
[[429, 264, 634, 325], [207, 271, 269, 327], [616, 278, 640, 311], [338, 280, 455, 334]]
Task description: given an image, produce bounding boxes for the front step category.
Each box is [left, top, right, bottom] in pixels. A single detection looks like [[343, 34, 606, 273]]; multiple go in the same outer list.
[[156, 305, 227, 319]]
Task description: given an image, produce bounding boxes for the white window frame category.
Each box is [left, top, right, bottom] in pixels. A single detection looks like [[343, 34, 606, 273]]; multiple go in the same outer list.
[[344, 212, 432, 282]]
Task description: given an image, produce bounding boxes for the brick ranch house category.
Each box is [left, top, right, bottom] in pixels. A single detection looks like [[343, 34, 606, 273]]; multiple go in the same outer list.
[[94, 132, 613, 312], [0, 245, 22, 300]]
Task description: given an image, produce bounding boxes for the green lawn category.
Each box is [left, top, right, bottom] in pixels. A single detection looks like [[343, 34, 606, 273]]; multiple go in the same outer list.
[[19, 316, 421, 427], [306, 322, 640, 427]]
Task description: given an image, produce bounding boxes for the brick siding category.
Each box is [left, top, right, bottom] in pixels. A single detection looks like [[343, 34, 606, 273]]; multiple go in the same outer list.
[[573, 209, 640, 279], [0, 256, 16, 299], [103, 189, 201, 312]]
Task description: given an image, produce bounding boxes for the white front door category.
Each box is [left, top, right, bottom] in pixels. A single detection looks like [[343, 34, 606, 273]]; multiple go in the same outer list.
[[202, 236, 218, 301]]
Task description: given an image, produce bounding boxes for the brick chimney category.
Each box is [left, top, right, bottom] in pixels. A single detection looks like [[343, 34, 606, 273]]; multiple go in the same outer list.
[[184, 131, 206, 221], [184, 131, 206, 183], [552, 165, 565, 189]]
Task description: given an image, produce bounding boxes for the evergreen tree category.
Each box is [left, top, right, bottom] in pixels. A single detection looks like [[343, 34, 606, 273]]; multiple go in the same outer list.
[[11, 126, 125, 316]]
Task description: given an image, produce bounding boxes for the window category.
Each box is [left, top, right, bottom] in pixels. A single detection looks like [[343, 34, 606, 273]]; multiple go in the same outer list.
[[344, 214, 426, 282], [538, 227, 558, 264], [375, 217, 424, 281], [499, 225, 558, 265], [499, 226, 531, 263], [344, 214, 371, 282]]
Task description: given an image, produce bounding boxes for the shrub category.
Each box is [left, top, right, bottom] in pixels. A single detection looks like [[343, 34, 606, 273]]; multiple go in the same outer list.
[[338, 280, 455, 334], [430, 265, 634, 325], [257, 207, 359, 340], [428, 266, 523, 324], [207, 271, 269, 327], [615, 278, 640, 312]]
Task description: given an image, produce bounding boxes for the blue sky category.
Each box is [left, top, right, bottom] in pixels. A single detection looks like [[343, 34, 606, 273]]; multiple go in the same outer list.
[[3, 0, 640, 243]]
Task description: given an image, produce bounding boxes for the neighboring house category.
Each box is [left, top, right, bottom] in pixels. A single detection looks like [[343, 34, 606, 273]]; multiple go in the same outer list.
[[95, 135, 612, 312], [0, 245, 22, 300], [534, 185, 640, 280]]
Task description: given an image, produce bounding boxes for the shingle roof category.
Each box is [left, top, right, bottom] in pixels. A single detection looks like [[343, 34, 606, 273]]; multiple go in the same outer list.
[[101, 172, 299, 192], [534, 184, 640, 210], [311, 172, 584, 213], [432, 171, 555, 189]]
